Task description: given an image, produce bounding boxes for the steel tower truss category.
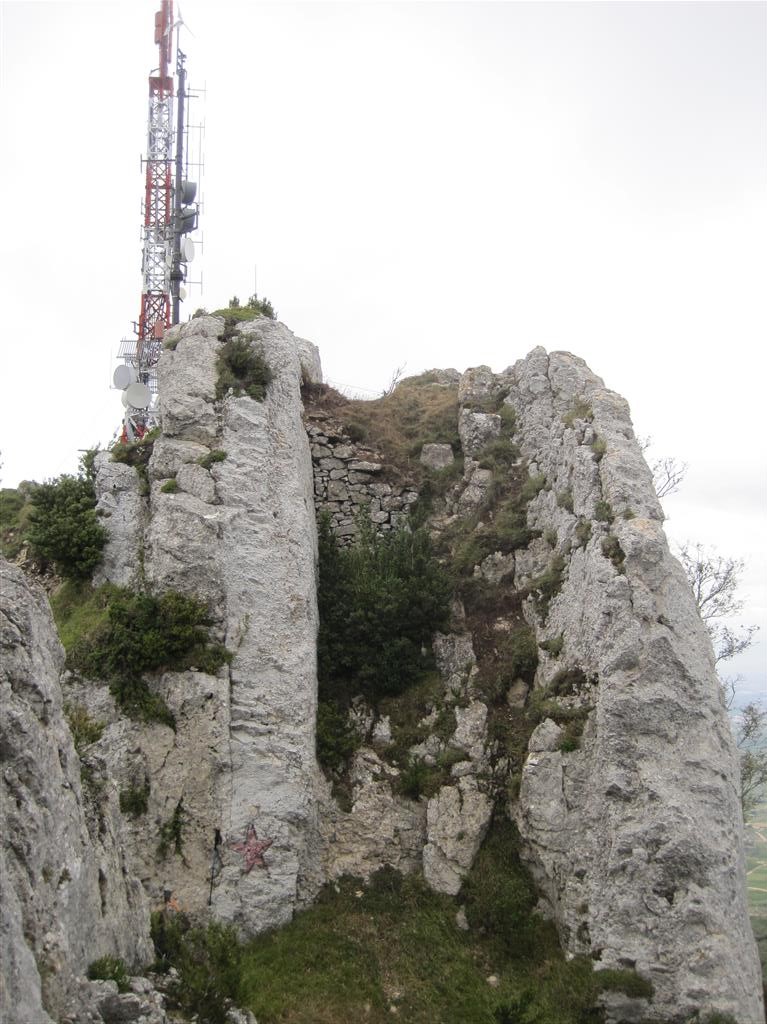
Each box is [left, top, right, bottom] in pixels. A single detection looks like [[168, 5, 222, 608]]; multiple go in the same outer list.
[[136, 2, 174, 380]]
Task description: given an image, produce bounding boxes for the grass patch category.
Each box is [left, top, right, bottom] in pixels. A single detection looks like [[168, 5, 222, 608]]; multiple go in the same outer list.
[[64, 703, 104, 754], [119, 781, 150, 817], [157, 799, 187, 861], [594, 500, 614, 524], [601, 534, 626, 573], [591, 436, 607, 462], [563, 398, 594, 428], [50, 580, 114, 653], [556, 489, 574, 513], [526, 554, 566, 623], [574, 518, 592, 548], [87, 955, 130, 993], [199, 449, 228, 470], [539, 634, 564, 658], [0, 486, 33, 560], [160, 478, 179, 494]]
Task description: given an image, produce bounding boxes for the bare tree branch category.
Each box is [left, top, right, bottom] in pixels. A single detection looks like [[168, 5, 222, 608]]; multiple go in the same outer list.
[[381, 364, 406, 399], [651, 456, 688, 499]]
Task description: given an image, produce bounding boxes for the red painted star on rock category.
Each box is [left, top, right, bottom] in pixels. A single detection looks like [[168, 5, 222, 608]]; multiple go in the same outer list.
[[230, 824, 273, 873]]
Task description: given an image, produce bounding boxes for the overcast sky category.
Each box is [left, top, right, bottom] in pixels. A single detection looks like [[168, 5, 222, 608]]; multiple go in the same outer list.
[[0, 0, 764, 703]]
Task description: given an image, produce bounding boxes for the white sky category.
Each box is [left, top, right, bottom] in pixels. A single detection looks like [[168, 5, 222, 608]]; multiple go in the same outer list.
[[0, 0, 764, 703]]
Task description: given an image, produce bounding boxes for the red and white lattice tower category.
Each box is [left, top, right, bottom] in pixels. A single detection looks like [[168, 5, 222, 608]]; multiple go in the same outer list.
[[137, 1, 174, 375], [116, 2, 201, 441]]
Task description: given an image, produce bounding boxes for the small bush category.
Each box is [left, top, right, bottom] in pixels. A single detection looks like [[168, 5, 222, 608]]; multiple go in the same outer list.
[[504, 626, 539, 684], [539, 634, 564, 658], [0, 486, 32, 560], [344, 422, 367, 443], [601, 533, 626, 572], [199, 449, 227, 470], [27, 475, 107, 580], [316, 701, 359, 775], [591, 435, 607, 461], [574, 518, 592, 548], [543, 528, 557, 547], [160, 478, 179, 494], [64, 703, 104, 754], [150, 912, 244, 1024], [558, 719, 584, 752], [395, 756, 442, 800], [594, 500, 614, 523], [622, 507, 635, 520], [216, 330, 273, 401], [563, 398, 593, 428], [593, 968, 654, 999], [119, 781, 150, 817], [87, 955, 131, 993], [557, 489, 574, 513], [499, 404, 517, 435], [527, 554, 566, 622], [477, 438, 521, 473]]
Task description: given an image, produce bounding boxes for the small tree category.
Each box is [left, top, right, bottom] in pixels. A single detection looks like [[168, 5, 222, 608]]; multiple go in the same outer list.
[[679, 541, 765, 818], [27, 474, 107, 580]]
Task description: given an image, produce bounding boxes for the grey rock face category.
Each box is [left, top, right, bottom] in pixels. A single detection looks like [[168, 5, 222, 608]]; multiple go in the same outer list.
[[504, 349, 763, 1023], [0, 560, 151, 1024], [419, 443, 455, 470], [93, 454, 147, 588], [458, 408, 501, 457]]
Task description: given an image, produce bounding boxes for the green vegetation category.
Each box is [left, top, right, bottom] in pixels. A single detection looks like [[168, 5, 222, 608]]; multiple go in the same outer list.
[[63, 703, 104, 754], [563, 398, 593, 428], [543, 528, 558, 547], [211, 294, 276, 321], [160, 478, 179, 494], [594, 500, 614, 524], [50, 580, 114, 653], [216, 324, 274, 401], [556, 489, 574, 513], [66, 587, 229, 726], [317, 516, 451, 707], [158, 799, 187, 861], [27, 474, 107, 579], [539, 634, 564, 659], [87, 955, 130, 993], [316, 700, 360, 776], [601, 533, 626, 573], [526, 554, 566, 623], [0, 485, 34, 559], [119, 781, 150, 817], [395, 756, 444, 800], [592, 968, 653, 999], [591, 436, 607, 461], [151, 848, 634, 1024], [574, 518, 592, 548], [199, 449, 228, 470]]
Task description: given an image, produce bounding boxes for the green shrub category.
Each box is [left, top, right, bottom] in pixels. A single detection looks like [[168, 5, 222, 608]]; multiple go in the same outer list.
[[317, 515, 451, 705], [543, 528, 557, 547], [601, 533, 626, 572], [622, 507, 635, 520], [395, 756, 442, 800], [87, 955, 130, 993], [27, 475, 107, 579], [119, 781, 150, 817], [574, 518, 592, 548], [69, 588, 229, 726], [539, 634, 564, 658], [547, 667, 592, 697], [212, 294, 276, 322], [594, 500, 614, 523], [160, 478, 179, 494], [563, 398, 593, 428], [216, 330, 273, 401], [499, 404, 517, 435], [345, 422, 367, 443], [556, 489, 574, 513], [0, 486, 32, 559], [593, 967, 654, 999], [150, 912, 244, 1024], [558, 719, 584, 752], [199, 449, 227, 470], [591, 435, 607, 461], [64, 703, 104, 754], [316, 701, 359, 775], [477, 438, 521, 473], [527, 554, 566, 622], [504, 626, 539, 683]]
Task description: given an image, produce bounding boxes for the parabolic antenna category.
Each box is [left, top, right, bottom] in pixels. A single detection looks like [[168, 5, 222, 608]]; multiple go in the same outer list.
[[125, 382, 152, 409], [179, 286, 187, 300], [113, 364, 137, 389], [121, 389, 130, 408], [181, 237, 195, 263]]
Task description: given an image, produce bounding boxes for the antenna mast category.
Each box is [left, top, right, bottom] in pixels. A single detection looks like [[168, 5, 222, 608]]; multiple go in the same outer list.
[[115, 2, 201, 442]]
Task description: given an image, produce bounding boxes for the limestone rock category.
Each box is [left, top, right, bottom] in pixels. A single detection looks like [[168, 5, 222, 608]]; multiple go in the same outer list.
[[93, 453, 146, 588], [419, 443, 455, 470], [0, 560, 151, 1024], [507, 348, 763, 1023], [458, 408, 501, 457], [458, 365, 498, 406], [423, 779, 493, 894]]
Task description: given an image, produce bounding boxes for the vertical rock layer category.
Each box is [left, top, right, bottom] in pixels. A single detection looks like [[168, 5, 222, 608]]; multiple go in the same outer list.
[[0, 560, 151, 1023], [506, 349, 762, 1022]]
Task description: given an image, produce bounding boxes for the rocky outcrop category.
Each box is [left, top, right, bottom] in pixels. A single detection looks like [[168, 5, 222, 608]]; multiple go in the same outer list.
[[0, 560, 151, 1024], [93, 315, 326, 935], [503, 349, 763, 1023]]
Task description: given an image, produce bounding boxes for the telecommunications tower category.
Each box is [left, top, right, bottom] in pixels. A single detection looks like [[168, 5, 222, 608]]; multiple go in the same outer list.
[[114, 1, 201, 441]]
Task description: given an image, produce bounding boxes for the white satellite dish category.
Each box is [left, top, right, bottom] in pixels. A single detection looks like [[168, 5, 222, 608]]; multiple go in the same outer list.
[[181, 237, 195, 262], [121, 389, 130, 408], [113, 364, 137, 389], [125, 381, 152, 409], [179, 286, 187, 300]]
